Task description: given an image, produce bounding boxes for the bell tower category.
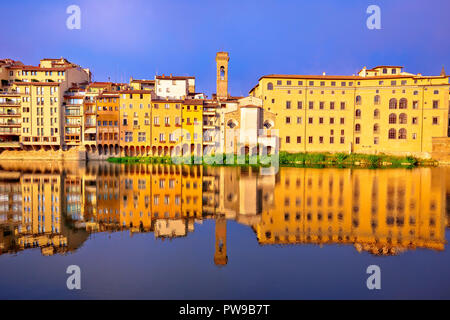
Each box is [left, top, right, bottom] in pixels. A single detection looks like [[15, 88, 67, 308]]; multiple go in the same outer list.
[[214, 216, 228, 266], [216, 52, 229, 99]]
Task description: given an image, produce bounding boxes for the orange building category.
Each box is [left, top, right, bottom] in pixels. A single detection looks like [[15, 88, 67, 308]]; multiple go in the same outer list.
[[96, 92, 120, 155]]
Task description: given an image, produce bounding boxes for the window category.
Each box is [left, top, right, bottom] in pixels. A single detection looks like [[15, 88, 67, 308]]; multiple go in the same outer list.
[[286, 101, 291, 109], [355, 137, 360, 144], [412, 117, 418, 124], [309, 81, 314, 86], [434, 90, 439, 94], [297, 136, 301, 143], [340, 137, 345, 144], [330, 102, 335, 109], [297, 101, 302, 109], [373, 124, 379, 134], [298, 81, 303, 85], [355, 124, 361, 132], [398, 128, 407, 139], [319, 117, 324, 124], [389, 98, 397, 109], [355, 95, 362, 105], [399, 113, 407, 124], [432, 100, 439, 109], [374, 109, 380, 119], [319, 137, 324, 143], [286, 136, 290, 143], [277, 80, 282, 85], [355, 109, 361, 118], [267, 82, 273, 90], [330, 137, 334, 144], [286, 117, 291, 124], [388, 128, 396, 139], [399, 98, 407, 109], [159, 133, 165, 142], [432, 117, 439, 125], [340, 118, 345, 124], [319, 102, 324, 109], [374, 137, 379, 145], [340, 102, 345, 110], [329, 117, 335, 124], [308, 117, 313, 124], [308, 137, 313, 143], [297, 117, 302, 124], [391, 81, 397, 86], [412, 101, 419, 109], [309, 101, 314, 109], [389, 113, 397, 124], [374, 95, 380, 105]]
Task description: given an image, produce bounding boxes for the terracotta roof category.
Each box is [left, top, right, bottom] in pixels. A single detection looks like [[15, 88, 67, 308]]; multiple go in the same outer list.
[[118, 90, 152, 94], [131, 79, 155, 84], [9, 65, 71, 71], [155, 75, 195, 80], [183, 99, 205, 105], [14, 82, 61, 86], [152, 99, 183, 103]]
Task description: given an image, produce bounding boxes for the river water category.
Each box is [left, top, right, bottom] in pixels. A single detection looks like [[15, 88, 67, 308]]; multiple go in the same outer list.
[[0, 161, 449, 299]]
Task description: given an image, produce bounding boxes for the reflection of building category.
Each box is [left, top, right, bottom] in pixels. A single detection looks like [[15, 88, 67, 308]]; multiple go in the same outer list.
[[254, 168, 447, 255], [0, 162, 448, 261]]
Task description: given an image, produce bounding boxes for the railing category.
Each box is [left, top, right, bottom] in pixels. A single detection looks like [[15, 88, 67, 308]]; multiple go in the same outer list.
[[0, 120, 20, 126], [0, 101, 20, 105], [0, 128, 20, 134]]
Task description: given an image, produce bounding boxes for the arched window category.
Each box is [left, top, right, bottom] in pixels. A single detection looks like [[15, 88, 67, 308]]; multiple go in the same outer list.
[[399, 113, 407, 124], [388, 128, 397, 139], [374, 95, 380, 105], [355, 109, 361, 118], [389, 113, 397, 124], [356, 95, 362, 105], [355, 124, 361, 132], [374, 109, 380, 119], [373, 124, 379, 134], [220, 66, 225, 80], [399, 98, 407, 109], [267, 82, 273, 90], [389, 98, 397, 109], [398, 128, 407, 139]]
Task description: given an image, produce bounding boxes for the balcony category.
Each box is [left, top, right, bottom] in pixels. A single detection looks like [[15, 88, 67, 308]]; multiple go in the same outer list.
[[0, 100, 20, 106], [0, 128, 20, 135], [0, 111, 21, 117], [0, 120, 20, 127], [65, 123, 81, 128]]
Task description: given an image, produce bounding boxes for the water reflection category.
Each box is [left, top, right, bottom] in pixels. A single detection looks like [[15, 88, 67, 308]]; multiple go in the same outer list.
[[0, 161, 448, 263]]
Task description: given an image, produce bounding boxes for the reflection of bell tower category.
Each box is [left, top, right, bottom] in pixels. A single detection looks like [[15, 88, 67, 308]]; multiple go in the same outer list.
[[216, 52, 229, 99], [214, 216, 228, 266]]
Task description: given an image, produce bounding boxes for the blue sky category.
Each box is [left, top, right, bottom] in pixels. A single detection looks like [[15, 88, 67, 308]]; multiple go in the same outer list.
[[1, 0, 449, 96]]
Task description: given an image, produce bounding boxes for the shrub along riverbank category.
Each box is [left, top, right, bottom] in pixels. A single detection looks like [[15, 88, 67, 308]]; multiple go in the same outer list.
[[107, 152, 438, 168]]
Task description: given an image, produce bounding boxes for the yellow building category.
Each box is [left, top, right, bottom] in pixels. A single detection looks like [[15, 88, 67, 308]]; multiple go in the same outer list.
[[0, 58, 90, 152], [151, 99, 183, 156], [119, 90, 152, 156], [181, 99, 203, 156], [249, 66, 450, 156]]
